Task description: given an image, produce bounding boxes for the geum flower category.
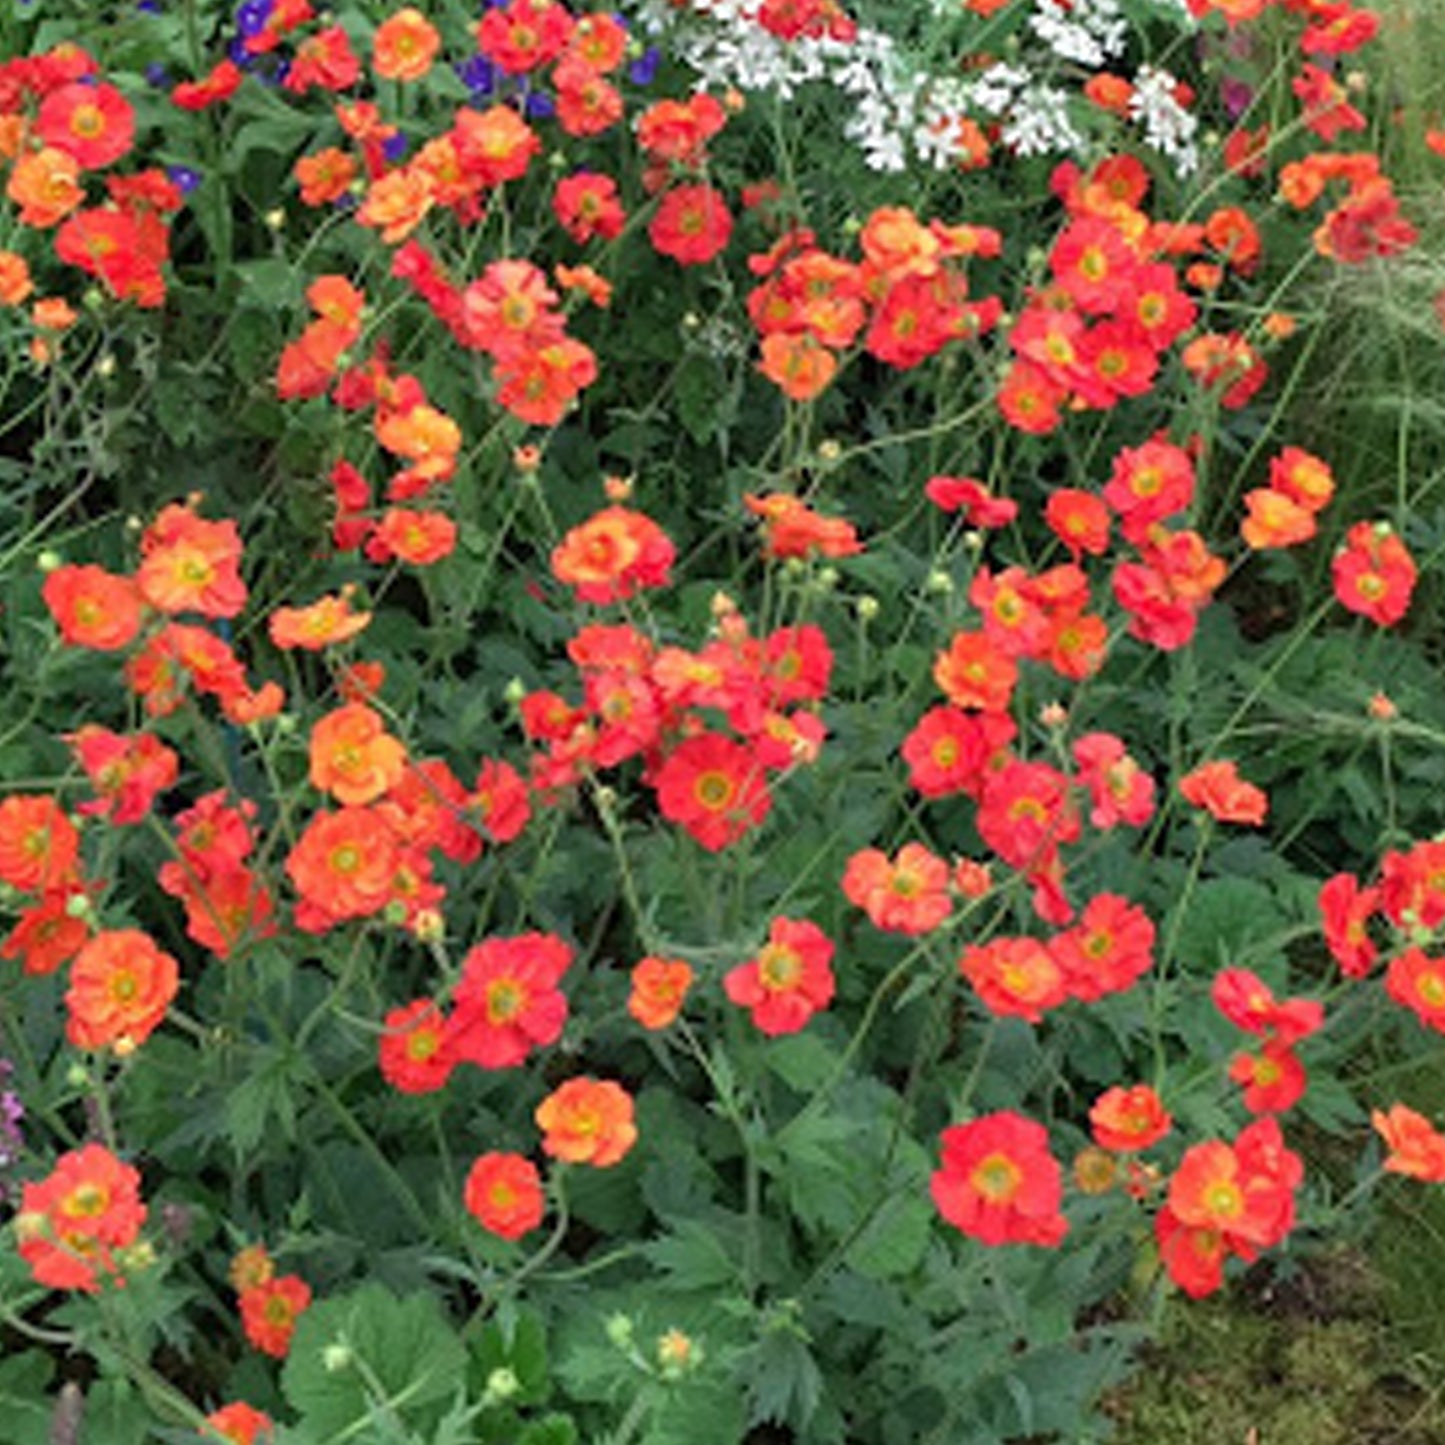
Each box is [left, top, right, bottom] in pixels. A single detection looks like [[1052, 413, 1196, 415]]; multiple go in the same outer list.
[[725, 917, 835, 1036], [931, 1111, 1068, 1247], [445, 932, 572, 1069], [842, 843, 952, 934]]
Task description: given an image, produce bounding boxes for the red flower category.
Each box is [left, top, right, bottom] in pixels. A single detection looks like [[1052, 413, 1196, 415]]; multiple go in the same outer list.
[[464, 1152, 545, 1240], [654, 733, 771, 852], [930, 1112, 1068, 1247], [447, 933, 572, 1069], [1332, 521, 1417, 627], [378, 999, 455, 1094], [1229, 1041, 1307, 1115], [1386, 948, 1445, 1034], [1048, 892, 1155, 1002], [1318, 872, 1380, 978], [552, 171, 626, 243], [901, 706, 1014, 799], [724, 916, 835, 1036], [1211, 967, 1323, 1044], [37, 82, 135, 170], [650, 185, 734, 266]]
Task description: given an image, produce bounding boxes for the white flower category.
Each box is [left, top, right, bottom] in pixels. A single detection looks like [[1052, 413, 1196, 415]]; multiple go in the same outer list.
[[1128, 65, 1200, 176]]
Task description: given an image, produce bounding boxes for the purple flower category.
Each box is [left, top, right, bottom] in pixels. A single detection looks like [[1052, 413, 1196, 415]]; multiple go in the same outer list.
[[167, 165, 202, 194], [628, 47, 661, 87], [455, 55, 497, 99]]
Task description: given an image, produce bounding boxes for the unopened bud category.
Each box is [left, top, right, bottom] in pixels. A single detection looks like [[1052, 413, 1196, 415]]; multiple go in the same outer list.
[[483, 1367, 520, 1405], [856, 595, 879, 622], [323, 1343, 353, 1373]]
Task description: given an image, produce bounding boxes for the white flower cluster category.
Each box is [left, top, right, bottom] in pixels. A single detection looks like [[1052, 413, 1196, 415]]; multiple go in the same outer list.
[[1028, 0, 1129, 69], [626, 0, 1201, 176], [1128, 66, 1201, 176]]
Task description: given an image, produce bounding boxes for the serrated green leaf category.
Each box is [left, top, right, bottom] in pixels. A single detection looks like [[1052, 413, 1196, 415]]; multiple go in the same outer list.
[[517, 1414, 579, 1445], [641, 1220, 739, 1292], [743, 1332, 823, 1431]]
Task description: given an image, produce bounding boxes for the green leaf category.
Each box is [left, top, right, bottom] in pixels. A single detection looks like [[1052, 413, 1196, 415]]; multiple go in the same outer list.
[[844, 1194, 932, 1280], [743, 1331, 823, 1431], [642, 1220, 739, 1292], [470, 1310, 549, 1407], [282, 1284, 466, 1439], [517, 1415, 579, 1445], [764, 1032, 840, 1094], [0, 1353, 54, 1445]]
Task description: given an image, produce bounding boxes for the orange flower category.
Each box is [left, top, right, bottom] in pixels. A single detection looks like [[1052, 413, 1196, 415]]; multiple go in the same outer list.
[[933, 630, 1017, 713], [239, 1275, 311, 1358], [0, 250, 33, 305], [6, 147, 85, 227], [493, 336, 598, 425], [268, 591, 371, 650], [41, 562, 143, 652], [535, 1076, 638, 1167], [1178, 760, 1268, 826], [375, 403, 461, 491], [464, 1152, 545, 1240], [0, 794, 80, 893], [285, 806, 400, 924], [842, 843, 952, 934], [17, 1143, 147, 1292], [1240, 489, 1315, 550], [137, 500, 247, 619], [628, 956, 694, 1030], [1090, 1085, 1172, 1153], [742, 493, 861, 560], [65, 928, 179, 1052], [758, 331, 838, 401], [372, 8, 440, 82], [357, 166, 436, 243], [308, 703, 408, 805], [203, 1402, 275, 1445], [1372, 1104, 1445, 1183], [366, 507, 457, 564], [551, 506, 675, 604], [294, 146, 358, 206], [453, 103, 542, 187], [959, 936, 1068, 1023], [553, 262, 612, 308]]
